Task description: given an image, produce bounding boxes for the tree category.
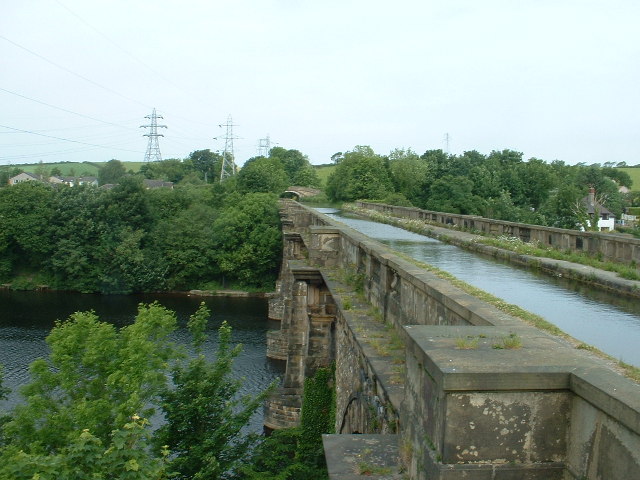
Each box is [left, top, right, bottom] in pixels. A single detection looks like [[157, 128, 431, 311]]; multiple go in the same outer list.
[[211, 193, 282, 287], [424, 175, 485, 215], [98, 159, 127, 185], [0, 303, 269, 480], [326, 146, 394, 202], [236, 157, 289, 194], [388, 148, 427, 205], [187, 149, 222, 183], [156, 304, 274, 479], [269, 147, 305, 182]]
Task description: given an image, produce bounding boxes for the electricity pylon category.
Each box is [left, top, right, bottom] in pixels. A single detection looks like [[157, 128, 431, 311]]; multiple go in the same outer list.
[[218, 114, 237, 181], [258, 134, 271, 157], [140, 108, 167, 162]]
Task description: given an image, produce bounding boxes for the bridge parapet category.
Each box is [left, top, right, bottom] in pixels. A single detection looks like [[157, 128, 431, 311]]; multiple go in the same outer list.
[[267, 200, 640, 479], [356, 201, 640, 268]]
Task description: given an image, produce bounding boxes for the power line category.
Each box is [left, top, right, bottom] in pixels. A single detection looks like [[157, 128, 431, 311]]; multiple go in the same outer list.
[[54, 0, 214, 118], [0, 34, 151, 109], [0, 86, 138, 130], [0, 124, 144, 153]]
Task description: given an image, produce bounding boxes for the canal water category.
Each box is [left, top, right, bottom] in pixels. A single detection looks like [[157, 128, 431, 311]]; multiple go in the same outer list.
[[0, 290, 283, 432], [317, 208, 640, 367]]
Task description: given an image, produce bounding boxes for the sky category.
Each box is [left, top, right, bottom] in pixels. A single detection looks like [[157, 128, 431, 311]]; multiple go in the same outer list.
[[1, 0, 639, 167]]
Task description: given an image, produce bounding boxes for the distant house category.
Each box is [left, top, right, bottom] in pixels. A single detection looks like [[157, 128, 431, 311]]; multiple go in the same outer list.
[[49, 175, 76, 186], [49, 175, 98, 187], [581, 187, 615, 232], [8, 172, 45, 185], [143, 179, 174, 189], [78, 176, 98, 186]]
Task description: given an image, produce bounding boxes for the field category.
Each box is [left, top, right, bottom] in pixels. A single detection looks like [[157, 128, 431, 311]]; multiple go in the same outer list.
[[9, 161, 145, 176], [619, 167, 640, 190], [314, 164, 336, 187]]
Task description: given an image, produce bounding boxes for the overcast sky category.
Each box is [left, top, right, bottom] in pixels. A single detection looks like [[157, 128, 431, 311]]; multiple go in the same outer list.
[[1, 0, 639, 167]]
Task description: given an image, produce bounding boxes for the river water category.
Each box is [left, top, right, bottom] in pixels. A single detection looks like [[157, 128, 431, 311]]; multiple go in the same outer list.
[[0, 290, 283, 432], [318, 208, 640, 367]]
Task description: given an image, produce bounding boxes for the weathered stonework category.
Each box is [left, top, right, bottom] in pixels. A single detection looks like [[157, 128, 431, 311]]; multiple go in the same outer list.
[[357, 201, 640, 268], [267, 200, 640, 480]]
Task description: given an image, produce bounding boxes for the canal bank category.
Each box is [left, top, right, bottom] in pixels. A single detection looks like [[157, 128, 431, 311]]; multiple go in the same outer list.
[[314, 206, 640, 372], [346, 204, 640, 299]]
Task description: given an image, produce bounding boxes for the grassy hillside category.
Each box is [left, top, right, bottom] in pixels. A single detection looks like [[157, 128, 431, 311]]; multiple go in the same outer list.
[[12, 161, 144, 176], [619, 167, 640, 190], [315, 164, 336, 188]]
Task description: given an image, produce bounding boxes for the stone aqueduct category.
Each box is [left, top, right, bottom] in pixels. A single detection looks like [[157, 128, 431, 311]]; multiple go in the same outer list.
[[265, 200, 640, 480]]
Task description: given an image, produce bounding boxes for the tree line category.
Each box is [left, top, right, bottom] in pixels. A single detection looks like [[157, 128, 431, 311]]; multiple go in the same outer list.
[[0, 146, 323, 293], [326, 146, 637, 230]]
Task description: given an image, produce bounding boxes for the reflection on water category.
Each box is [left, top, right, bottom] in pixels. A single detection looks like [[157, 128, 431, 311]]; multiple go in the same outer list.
[[317, 208, 640, 367], [0, 291, 283, 432]]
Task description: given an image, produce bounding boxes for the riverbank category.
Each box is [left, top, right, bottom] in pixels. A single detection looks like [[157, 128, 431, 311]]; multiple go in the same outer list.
[[345, 204, 640, 299], [188, 289, 270, 298], [0, 283, 273, 298]]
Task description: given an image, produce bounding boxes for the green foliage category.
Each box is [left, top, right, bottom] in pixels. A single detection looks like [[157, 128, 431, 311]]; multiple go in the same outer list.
[[211, 193, 282, 287], [268, 147, 319, 187], [236, 157, 290, 194], [326, 146, 394, 202], [2, 303, 176, 452], [0, 179, 281, 292], [156, 310, 274, 479], [0, 302, 270, 480], [298, 367, 335, 464], [98, 159, 127, 185], [0, 417, 168, 480], [242, 366, 334, 480]]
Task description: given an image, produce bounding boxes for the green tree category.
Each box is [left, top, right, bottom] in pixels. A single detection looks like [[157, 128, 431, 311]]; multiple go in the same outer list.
[[268, 147, 318, 186], [156, 304, 273, 479], [326, 146, 394, 202], [388, 148, 427, 205], [425, 175, 485, 214], [0, 303, 271, 480], [1, 303, 176, 452], [188, 149, 222, 183], [140, 158, 191, 184], [98, 159, 127, 185], [236, 157, 289, 194], [0, 181, 55, 274], [153, 203, 218, 289], [211, 193, 282, 287]]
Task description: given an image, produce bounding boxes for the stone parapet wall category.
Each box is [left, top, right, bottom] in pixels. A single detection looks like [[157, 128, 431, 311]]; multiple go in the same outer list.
[[272, 201, 640, 479], [357, 201, 640, 267]]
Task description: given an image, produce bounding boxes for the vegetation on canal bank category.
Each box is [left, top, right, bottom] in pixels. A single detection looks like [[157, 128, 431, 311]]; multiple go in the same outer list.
[[345, 204, 640, 283], [340, 206, 640, 383]]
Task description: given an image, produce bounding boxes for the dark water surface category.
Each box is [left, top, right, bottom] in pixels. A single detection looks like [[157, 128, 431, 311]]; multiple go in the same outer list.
[[0, 290, 283, 432], [317, 208, 640, 367]]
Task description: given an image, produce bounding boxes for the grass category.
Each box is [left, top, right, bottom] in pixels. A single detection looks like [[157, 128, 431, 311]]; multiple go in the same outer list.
[[492, 333, 523, 350], [8, 161, 145, 176], [476, 235, 640, 281], [455, 336, 480, 349], [619, 167, 640, 190], [314, 164, 336, 187]]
